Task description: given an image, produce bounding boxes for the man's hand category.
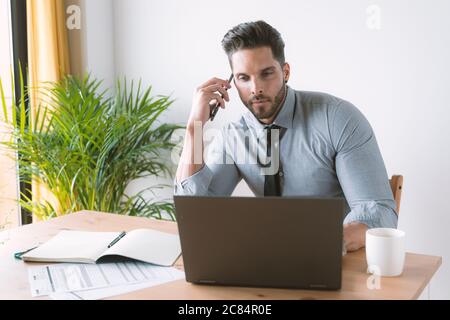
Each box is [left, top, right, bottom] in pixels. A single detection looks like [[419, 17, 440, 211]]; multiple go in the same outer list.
[[343, 222, 368, 252], [188, 77, 231, 129]]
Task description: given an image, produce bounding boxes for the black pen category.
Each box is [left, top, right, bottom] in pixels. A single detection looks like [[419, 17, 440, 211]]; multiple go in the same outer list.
[[209, 73, 234, 121], [108, 231, 126, 248]]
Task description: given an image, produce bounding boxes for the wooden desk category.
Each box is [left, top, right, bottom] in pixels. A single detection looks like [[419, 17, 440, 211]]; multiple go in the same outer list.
[[0, 211, 442, 300]]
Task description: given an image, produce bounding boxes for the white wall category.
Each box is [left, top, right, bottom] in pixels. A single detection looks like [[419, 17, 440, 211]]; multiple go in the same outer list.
[[82, 0, 116, 92], [85, 0, 450, 298]]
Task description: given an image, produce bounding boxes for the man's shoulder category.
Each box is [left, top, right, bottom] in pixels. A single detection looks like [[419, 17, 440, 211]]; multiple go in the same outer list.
[[295, 89, 362, 118], [295, 90, 346, 107]]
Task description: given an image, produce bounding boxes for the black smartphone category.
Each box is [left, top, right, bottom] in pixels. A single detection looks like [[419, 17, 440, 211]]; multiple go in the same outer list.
[[209, 73, 234, 121]]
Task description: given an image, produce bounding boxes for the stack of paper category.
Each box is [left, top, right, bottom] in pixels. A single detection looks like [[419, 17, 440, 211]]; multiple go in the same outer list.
[[28, 261, 185, 300]]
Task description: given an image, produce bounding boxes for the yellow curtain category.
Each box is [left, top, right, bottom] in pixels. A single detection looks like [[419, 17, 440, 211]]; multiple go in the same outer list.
[[27, 0, 70, 220]]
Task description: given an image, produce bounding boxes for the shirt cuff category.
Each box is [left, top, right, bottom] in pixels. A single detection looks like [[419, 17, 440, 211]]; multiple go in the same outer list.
[[343, 200, 398, 229], [173, 165, 214, 196]]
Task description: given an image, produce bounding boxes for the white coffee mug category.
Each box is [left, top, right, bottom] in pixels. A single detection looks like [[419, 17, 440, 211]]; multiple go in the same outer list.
[[366, 228, 405, 277]]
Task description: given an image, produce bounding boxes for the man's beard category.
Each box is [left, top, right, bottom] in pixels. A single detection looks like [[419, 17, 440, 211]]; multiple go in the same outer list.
[[244, 83, 287, 121]]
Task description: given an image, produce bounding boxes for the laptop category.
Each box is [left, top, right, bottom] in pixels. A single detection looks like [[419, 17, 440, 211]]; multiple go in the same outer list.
[[173, 196, 345, 290]]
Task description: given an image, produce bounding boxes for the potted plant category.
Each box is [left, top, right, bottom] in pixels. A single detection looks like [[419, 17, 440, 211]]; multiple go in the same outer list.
[[0, 72, 183, 221]]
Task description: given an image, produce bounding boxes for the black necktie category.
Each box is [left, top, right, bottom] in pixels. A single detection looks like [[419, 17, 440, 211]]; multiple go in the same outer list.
[[261, 124, 282, 196]]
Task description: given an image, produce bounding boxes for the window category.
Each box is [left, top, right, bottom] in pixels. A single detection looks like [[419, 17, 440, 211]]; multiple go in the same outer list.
[[0, 0, 20, 230]]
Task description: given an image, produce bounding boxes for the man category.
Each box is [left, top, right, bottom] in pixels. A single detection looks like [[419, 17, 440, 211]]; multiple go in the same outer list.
[[174, 20, 397, 252]]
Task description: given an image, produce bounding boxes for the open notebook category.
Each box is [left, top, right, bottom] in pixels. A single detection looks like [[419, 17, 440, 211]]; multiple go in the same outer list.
[[22, 229, 182, 266]]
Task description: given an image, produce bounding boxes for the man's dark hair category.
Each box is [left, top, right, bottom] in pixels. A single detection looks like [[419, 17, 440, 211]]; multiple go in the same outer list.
[[221, 20, 286, 67]]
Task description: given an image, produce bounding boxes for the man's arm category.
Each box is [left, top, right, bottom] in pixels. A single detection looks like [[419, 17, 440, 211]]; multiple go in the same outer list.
[[174, 125, 241, 196], [176, 77, 231, 184], [175, 122, 205, 184], [328, 100, 398, 251], [174, 77, 240, 196]]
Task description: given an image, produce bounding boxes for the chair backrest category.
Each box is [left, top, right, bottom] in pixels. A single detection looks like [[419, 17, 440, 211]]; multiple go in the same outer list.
[[389, 175, 403, 215]]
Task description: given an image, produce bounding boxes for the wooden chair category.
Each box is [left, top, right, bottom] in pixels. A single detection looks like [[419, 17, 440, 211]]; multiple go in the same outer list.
[[389, 175, 403, 215]]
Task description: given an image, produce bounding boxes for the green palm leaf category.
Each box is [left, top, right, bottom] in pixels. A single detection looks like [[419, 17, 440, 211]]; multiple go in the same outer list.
[[0, 71, 184, 220]]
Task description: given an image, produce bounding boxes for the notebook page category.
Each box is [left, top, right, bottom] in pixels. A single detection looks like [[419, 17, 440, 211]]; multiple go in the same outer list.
[[23, 230, 120, 263], [102, 229, 181, 266]]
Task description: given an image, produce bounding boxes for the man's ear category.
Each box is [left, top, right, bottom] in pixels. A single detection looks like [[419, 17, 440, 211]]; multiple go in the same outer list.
[[283, 63, 291, 83]]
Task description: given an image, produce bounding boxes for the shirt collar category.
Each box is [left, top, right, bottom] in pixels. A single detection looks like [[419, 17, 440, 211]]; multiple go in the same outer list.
[[243, 85, 296, 133]]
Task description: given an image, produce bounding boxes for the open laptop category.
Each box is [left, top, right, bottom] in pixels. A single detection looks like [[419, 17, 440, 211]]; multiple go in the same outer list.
[[173, 196, 345, 290]]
